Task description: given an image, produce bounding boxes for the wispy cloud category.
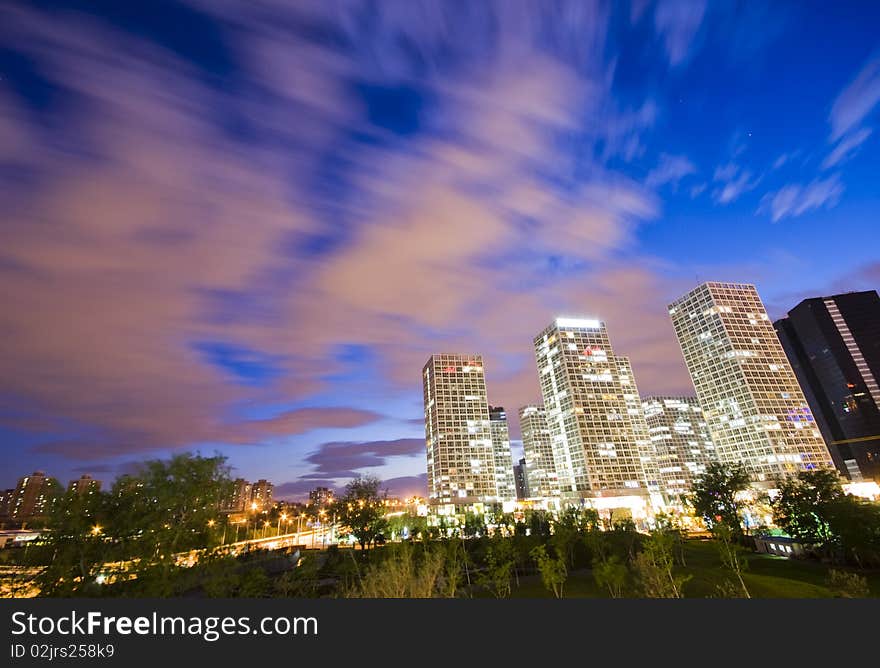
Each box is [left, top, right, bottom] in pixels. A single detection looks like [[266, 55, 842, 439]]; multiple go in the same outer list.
[[822, 127, 872, 168], [646, 153, 697, 189], [712, 163, 759, 204], [652, 0, 707, 66], [759, 173, 844, 222], [829, 55, 880, 141]]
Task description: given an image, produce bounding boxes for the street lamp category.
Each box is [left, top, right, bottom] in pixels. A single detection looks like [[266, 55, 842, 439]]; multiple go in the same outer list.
[[278, 513, 287, 535]]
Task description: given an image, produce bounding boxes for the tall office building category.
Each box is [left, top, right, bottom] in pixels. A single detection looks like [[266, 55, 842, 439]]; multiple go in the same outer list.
[[533, 318, 650, 512], [617, 356, 663, 505], [10, 471, 60, 521], [488, 406, 517, 504], [668, 282, 832, 483], [774, 290, 880, 481], [519, 405, 560, 503], [423, 354, 499, 511], [642, 396, 717, 499], [67, 474, 102, 497]]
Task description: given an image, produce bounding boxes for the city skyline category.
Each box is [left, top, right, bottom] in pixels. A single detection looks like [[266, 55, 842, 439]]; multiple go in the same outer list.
[[2, 2, 880, 498]]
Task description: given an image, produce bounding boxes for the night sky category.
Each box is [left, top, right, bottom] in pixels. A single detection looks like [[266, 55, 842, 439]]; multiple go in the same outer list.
[[1, 1, 878, 499]]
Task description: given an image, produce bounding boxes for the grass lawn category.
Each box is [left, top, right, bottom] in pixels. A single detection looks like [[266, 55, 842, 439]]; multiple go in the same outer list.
[[499, 539, 880, 599]]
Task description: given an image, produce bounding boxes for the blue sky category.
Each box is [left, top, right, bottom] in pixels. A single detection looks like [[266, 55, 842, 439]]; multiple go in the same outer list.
[[1, 1, 878, 498]]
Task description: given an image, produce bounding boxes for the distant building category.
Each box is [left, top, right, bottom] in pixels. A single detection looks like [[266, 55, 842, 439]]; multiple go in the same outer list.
[[225, 478, 252, 512], [309, 486, 334, 507], [68, 474, 102, 497], [642, 396, 717, 500], [488, 406, 517, 504], [519, 405, 560, 503], [0, 489, 14, 522], [251, 479, 274, 509], [513, 457, 528, 500], [10, 472, 61, 522], [775, 290, 880, 482], [668, 282, 832, 485]]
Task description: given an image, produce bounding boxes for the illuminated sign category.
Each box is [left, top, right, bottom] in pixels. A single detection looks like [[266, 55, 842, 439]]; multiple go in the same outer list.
[[556, 317, 601, 329]]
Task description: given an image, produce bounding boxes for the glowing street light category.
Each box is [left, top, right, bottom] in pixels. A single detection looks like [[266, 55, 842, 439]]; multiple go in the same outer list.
[[91, 525, 102, 536]]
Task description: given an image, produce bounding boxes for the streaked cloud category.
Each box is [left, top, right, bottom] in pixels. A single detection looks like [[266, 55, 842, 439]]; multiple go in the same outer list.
[[759, 173, 844, 222], [829, 55, 880, 141], [646, 153, 697, 189]]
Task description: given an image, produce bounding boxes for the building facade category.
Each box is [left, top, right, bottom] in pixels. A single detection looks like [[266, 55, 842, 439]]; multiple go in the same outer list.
[[513, 458, 528, 500], [251, 479, 274, 510], [519, 404, 560, 503], [642, 396, 717, 500], [617, 356, 663, 506], [225, 478, 253, 512], [774, 290, 880, 481], [67, 474, 102, 497], [308, 486, 335, 507], [668, 282, 832, 484], [423, 354, 500, 512], [9, 472, 60, 522], [533, 318, 650, 513], [488, 405, 517, 504]]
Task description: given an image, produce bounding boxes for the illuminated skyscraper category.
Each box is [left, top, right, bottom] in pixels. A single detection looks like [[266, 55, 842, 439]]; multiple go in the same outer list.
[[423, 354, 499, 512], [642, 396, 716, 499], [617, 356, 663, 506], [488, 406, 517, 504], [519, 404, 560, 504], [533, 318, 650, 513], [668, 282, 832, 483]]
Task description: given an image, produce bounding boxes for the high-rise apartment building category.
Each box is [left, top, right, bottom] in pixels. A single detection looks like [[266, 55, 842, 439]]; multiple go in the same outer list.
[[668, 282, 832, 484], [519, 404, 560, 503], [488, 406, 517, 504], [251, 479, 274, 509], [642, 396, 717, 499], [308, 486, 335, 507], [533, 318, 650, 512], [10, 471, 60, 521], [225, 478, 253, 512], [67, 474, 102, 497], [774, 290, 880, 481], [423, 354, 499, 512]]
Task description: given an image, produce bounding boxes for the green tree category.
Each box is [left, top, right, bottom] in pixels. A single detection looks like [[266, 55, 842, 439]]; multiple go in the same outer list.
[[477, 538, 515, 598], [689, 462, 751, 539], [772, 469, 844, 546], [713, 521, 751, 598], [334, 476, 388, 551], [36, 452, 232, 597], [345, 543, 450, 598], [825, 495, 880, 568], [462, 512, 487, 539], [530, 544, 567, 599], [631, 530, 689, 599], [34, 487, 112, 596], [593, 555, 628, 598]]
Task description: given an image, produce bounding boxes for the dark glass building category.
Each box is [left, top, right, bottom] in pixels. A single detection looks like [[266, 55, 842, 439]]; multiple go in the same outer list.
[[513, 457, 528, 500], [774, 290, 880, 482]]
